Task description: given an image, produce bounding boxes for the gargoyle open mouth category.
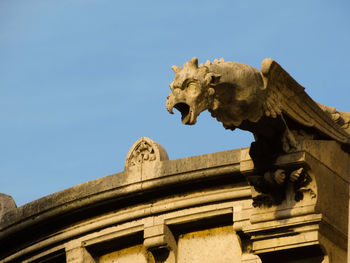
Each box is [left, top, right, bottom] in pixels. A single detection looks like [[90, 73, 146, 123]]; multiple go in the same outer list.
[[174, 102, 193, 125]]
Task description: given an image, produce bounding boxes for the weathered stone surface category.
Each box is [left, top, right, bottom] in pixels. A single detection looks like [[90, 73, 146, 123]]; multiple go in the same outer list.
[[177, 226, 241, 263], [0, 193, 16, 223], [65, 241, 95, 263], [99, 245, 150, 263], [144, 223, 177, 263], [125, 137, 169, 169], [125, 137, 169, 182]]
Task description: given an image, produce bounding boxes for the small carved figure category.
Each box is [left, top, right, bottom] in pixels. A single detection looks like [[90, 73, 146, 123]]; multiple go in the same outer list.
[[166, 57, 350, 205]]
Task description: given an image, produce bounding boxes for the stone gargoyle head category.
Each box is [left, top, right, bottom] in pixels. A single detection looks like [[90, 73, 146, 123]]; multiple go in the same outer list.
[[166, 57, 221, 125], [166, 57, 265, 128]]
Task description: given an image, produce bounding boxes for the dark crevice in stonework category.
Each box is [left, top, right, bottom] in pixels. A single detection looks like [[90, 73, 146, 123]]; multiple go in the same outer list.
[[86, 232, 144, 258], [258, 245, 325, 263]]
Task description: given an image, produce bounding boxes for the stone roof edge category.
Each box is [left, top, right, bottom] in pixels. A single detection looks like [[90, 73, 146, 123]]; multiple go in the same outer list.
[[0, 139, 322, 239], [0, 147, 245, 235]]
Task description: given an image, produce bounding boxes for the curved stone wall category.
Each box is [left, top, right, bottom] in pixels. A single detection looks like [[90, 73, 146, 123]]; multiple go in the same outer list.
[[0, 138, 348, 263]]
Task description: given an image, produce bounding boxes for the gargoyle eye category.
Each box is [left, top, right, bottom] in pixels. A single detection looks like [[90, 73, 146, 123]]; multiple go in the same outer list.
[[182, 80, 197, 89], [173, 88, 182, 94], [188, 82, 197, 89]]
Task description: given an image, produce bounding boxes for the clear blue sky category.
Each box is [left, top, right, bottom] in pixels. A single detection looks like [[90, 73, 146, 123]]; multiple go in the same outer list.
[[1, 1, 349, 207]]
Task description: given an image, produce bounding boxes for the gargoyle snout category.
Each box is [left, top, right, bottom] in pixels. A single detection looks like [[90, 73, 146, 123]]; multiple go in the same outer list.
[[166, 93, 175, 114], [166, 92, 195, 125]]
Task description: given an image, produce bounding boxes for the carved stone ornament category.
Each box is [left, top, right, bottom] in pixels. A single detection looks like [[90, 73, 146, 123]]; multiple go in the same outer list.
[[166, 57, 350, 205], [249, 167, 316, 207], [129, 141, 156, 166], [125, 137, 169, 170]]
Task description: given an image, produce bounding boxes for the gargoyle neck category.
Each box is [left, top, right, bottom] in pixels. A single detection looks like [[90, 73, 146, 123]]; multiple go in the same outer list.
[[208, 103, 240, 130], [207, 82, 265, 130]]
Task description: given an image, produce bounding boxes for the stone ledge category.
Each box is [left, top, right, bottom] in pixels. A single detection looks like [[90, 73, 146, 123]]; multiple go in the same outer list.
[[1, 139, 342, 261], [0, 145, 313, 238], [0, 147, 244, 234]]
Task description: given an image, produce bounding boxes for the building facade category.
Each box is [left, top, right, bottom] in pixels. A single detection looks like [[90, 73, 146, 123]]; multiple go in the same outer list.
[[0, 136, 348, 263]]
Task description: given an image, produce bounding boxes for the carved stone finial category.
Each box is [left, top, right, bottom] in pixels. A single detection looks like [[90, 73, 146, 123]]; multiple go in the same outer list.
[[129, 140, 156, 166], [125, 137, 169, 171]]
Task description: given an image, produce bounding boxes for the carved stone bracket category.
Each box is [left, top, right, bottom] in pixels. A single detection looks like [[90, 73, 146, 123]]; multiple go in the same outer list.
[[144, 224, 177, 263], [247, 167, 316, 207]]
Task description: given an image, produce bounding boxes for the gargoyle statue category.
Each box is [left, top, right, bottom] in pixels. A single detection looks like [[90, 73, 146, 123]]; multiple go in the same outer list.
[[166, 57, 350, 205]]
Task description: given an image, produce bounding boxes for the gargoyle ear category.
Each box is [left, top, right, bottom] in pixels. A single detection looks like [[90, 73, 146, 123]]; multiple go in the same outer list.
[[211, 73, 221, 84], [205, 73, 221, 86]]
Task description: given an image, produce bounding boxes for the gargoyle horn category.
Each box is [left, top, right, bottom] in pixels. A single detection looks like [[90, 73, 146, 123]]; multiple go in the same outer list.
[[183, 57, 198, 70], [171, 65, 182, 74]]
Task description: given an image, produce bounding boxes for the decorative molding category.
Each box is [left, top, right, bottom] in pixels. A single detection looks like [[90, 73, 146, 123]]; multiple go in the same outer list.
[[129, 140, 157, 166], [248, 167, 316, 207]]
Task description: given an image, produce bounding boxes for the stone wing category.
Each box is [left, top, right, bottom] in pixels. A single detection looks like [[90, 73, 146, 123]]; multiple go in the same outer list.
[[261, 58, 350, 145]]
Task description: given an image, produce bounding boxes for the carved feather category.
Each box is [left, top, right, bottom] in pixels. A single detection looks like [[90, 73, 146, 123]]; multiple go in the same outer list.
[[261, 58, 350, 144]]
